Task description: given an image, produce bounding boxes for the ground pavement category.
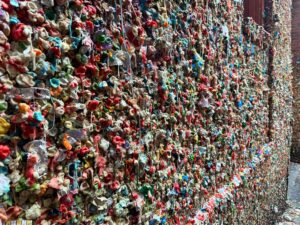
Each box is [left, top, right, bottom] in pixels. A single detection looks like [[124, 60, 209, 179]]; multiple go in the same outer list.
[[276, 163, 300, 225]]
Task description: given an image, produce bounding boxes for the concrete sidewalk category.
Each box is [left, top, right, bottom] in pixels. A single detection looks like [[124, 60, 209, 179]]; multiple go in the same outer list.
[[276, 163, 300, 225]]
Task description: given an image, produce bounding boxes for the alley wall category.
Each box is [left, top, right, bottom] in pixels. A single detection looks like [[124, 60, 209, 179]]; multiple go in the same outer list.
[[0, 0, 293, 224]]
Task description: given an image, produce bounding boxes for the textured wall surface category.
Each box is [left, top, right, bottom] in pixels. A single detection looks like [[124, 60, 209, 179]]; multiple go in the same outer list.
[[292, 0, 300, 162], [265, 0, 293, 223], [0, 0, 292, 224]]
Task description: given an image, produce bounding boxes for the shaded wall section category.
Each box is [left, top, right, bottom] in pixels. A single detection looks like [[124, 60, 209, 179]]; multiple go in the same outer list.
[[292, 0, 300, 162], [244, 0, 264, 25]]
